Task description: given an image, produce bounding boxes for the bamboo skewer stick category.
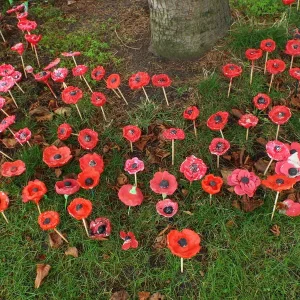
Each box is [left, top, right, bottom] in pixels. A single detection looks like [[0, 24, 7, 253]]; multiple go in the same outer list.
[[1, 211, 9, 223], [20, 56, 27, 78], [82, 218, 89, 237], [8, 90, 18, 108], [54, 228, 69, 243], [162, 87, 169, 106], [271, 191, 280, 220]]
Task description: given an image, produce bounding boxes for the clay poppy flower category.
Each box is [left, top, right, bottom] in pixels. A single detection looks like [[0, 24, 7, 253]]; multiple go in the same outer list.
[[163, 128, 185, 165], [17, 20, 37, 32], [90, 92, 107, 121], [201, 174, 223, 203], [289, 142, 300, 157], [51, 68, 68, 84], [16, 11, 28, 21], [266, 59, 286, 92], [0, 115, 16, 133], [7, 4, 25, 14], [14, 128, 31, 145], [79, 153, 104, 174], [34, 71, 57, 98], [0, 64, 14, 77], [183, 106, 200, 136], [120, 231, 138, 250], [78, 129, 98, 150], [106, 73, 128, 104], [11, 42, 25, 56], [285, 40, 300, 69], [228, 169, 261, 197], [57, 123, 72, 141], [209, 138, 230, 168], [61, 86, 83, 119], [268, 105, 291, 140], [289, 67, 300, 95], [1, 160, 26, 177], [90, 217, 111, 240], [238, 114, 259, 140], [25, 65, 34, 74], [282, 0, 296, 5], [118, 184, 144, 207], [156, 198, 178, 218], [0, 97, 9, 117], [43, 145, 72, 168], [150, 171, 178, 197], [123, 125, 141, 152], [260, 39, 276, 73], [245, 49, 263, 85], [67, 198, 92, 236], [38, 211, 60, 230], [91, 66, 106, 81], [124, 157, 144, 186], [0, 77, 17, 107], [207, 111, 229, 138], [7, 70, 24, 94], [253, 93, 271, 110], [0, 191, 9, 223], [180, 155, 207, 182], [22, 179, 47, 212], [44, 58, 61, 70], [279, 199, 300, 217], [72, 64, 88, 77], [25, 34, 42, 46], [152, 74, 172, 105], [222, 64, 243, 97], [61, 51, 81, 57], [55, 179, 80, 196], [77, 167, 100, 190], [275, 159, 300, 179], [129, 72, 151, 102]]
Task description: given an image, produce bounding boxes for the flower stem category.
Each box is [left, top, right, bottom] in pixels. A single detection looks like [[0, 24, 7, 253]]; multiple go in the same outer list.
[[271, 191, 280, 221], [162, 87, 169, 106], [117, 88, 128, 105], [130, 141, 133, 153], [45, 82, 57, 99], [142, 86, 150, 103], [227, 78, 232, 98], [172, 139, 175, 166], [82, 75, 93, 93], [290, 55, 294, 70], [128, 206, 131, 216], [246, 128, 249, 141], [134, 173, 137, 187], [82, 218, 89, 237], [250, 60, 254, 85], [217, 155, 220, 169], [295, 80, 299, 96], [0, 29, 6, 42], [33, 45, 40, 67], [1, 211, 9, 223], [264, 52, 268, 74], [275, 124, 280, 140], [1, 109, 9, 117], [8, 90, 18, 108], [268, 74, 274, 93], [209, 194, 212, 205], [37, 203, 41, 214], [264, 158, 274, 176], [181, 257, 184, 273], [0, 150, 13, 161], [193, 120, 197, 137], [15, 81, 25, 93], [20, 55, 27, 78], [62, 82, 68, 89], [100, 106, 108, 122], [54, 228, 69, 243], [75, 104, 83, 120], [220, 129, 224, 139]]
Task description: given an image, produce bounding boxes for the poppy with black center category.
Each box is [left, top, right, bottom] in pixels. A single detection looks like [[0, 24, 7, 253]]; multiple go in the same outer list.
[[22, 180, 47, 204], [43, 145, 72, 168], [156, 198, 178, 218], [38, 211, 60, 231], [89, 217, 112, 240], [77, 167, 100, 190], [78, 129, 99, 150], [201, 174, 223, 195], [67, 198, 93, 220], [150, 171, 178, 196], [79, 153, 104, 174], [1, 160, 26, 177], [55, 179, 80, 196]]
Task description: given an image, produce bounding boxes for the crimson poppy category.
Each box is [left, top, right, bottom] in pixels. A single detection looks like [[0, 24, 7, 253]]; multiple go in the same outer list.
[[222, 63, 242, 78], [179, 155, 207, 182], [209, 138, 230, 156], [0, 64, 14, 77], [11, 43, 25, 56], [72, 65, 88, 77], [79, 153, 104, 174], [55, 179, 80, 196], [289, 67, 300, 80], [61, 86, 83, 104], [22, 179, 47, 204], [183, 106, 199, 121], [128, 72, 150, 90], [120, 231, 138, 250], [0, 97, 5, 109], [106, 74, 121, 89], [1, 160, 26, 177], [90, 217, 112, 240], [260, 39, 276, 52], [91, 66, 106, 81], [77, 167, 100, 190], [43, 145, 72, 168], [167, 229, 201, 259], [118, 184, 144, 206], [25, 34, 42, 46], [266, 141, 290, 161], [279, 199, 300, 217], [253, 93, 271, 110], [123, 125, 141, 143], [0, 191, 9, 212], [163, 128, 185, 140], [38, 211, 60, 230], [266, 59, 286, 74], [245, 49, 263, 60], [262, 174, 297, 192], [238, 114, 258, 129], [44, 58, 61, 70], [289, 142, 300, 158], [10, 70, 22, 83], [282, 0, 296, 4], [150, 171, 178, 196], [285, 40, 300, 57], [275, 159, 300, 179], [0, 77, 15, 93], [14, 128, 31, 144], [61, 51, 81, 57], [7, 4, 25, 14], [17, 20, 37, 32], [78, 129, 99, 150], [0, 115, 16, 133], [124, 157, 144, 175], [57, 123, 72, 140], [151, 74, 171, 87], [268, 105, 291, 125], [91, 92, 106, 107], [156, 198, 178, 218], [51, 68, 68, 83], [34, 71, 51, 83], [201, 174, 223, 195], [207, 111, 229, 132], [67, 198, 93, 220], [16, 11, 28, 21]]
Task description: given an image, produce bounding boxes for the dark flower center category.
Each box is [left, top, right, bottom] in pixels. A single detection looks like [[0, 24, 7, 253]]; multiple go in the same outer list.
[[75, 204, 83, 211], [53, 154, 62, 160], [64, 181, 72, 187], [290, 149, 297, 154], [229, 65, 235, 70], [85, 178, 94, 186], [131, 163, 138, 169], [187, 109, 193, 115], [266, 42, 272, 47], [178, 238, 188, 247], [84, 135, 91, 142], [95, 71, 102, 76], [273, 63, 279, 68], [41, 71, 47, 76], [43, 218, 51, 225], [170, 129, 177, 135], [32, 188, 38, 192], [276, 178, 284, 185], [274, 146, 281, 152], [111, 78, 116, 83], [135, 76, 141, 82], [190, 163, 199, 173], [288, 168, 298, 176], [209, 180, 216, 187], [97, 225, 106, 234], [293, 44, 299, 49], [159, 180, 169, 189], [278, 112, 285, 117], [124, 236, 131, 241], [60, 128, 65, 134], [10, 166, 17, 172], [257, 97, 266, 104], [241, 176, 250, 184], [214, 115, 222, 123], [19, 132, 27, 139], [129, 129, 135, 134], [70, 90, 78, 96], [163, 206, 174, 214], [89, 160, 97, 167], [216, 142, 224, 150]]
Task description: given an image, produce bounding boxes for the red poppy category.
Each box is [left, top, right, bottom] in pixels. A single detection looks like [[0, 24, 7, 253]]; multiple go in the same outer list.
[[61, 86, 83, 104], [179, 155, 207, 182], [183, 106, 200, 120], [209, 138, 230, 156], [0, 97, 6, 110], [57, 123, 72, 140], [7, 4, 25, 14], [167, 229, 201, 259], [61, 51, 81, 57], [90, 217, 112, 240], [282, 0, 296, 5], [22, 180, 47, 204], [150, 171, 178, 196], [91, 92, 106, 107], [163, 128, 185, 140], [279, 199, 300, 217], [10, 70, 22, 82], [91, 66, 106, 81], [0, 191, 9, 212], [38, 211, 60, 230], [16, 12, 28, 21], [285, 40, 300, 56], [79, 153, 104, 174], [266, 59, 286, 74], [44, 58, 61, 70], [201, 174, 223, 195], [25, 34, 42, 46], [124, 157, 144, 175], [55, 179, 80, 195], [222, 64, 243, 78], [43, 145, 72, 168], [238, 114, 259, 129], [156, 198, 178, 218], [275, 160, 300, 179], [72, 65, 88, 77], [34, 71, 51, 83], [78, 129, 99, 150], [268, 105, 291, 125], [1, 160, 26, 177], [207, 111, 229, 131], [266, 141, 290, 161], [151, 74, 172, 87], [123, 125, 141, 143], [0, 64, 15, 77], [77, 167, 100, 190], [289, 68, 300, 80], [260, 39, 276, 52], [128, 72, 150, 90], [120, 231, 138, 250], [253, 93, 271, 110], [17, 20, 37, 32], [245, 49, 263, 61], [106, 74, 121, 89], [262, 174, 297, 192], [14, 128, 31, 144], [289, 142, 300, 158], [0, 77, 15, 93], [0, 115, 16, 133], [67, 198, 92, 220], [11, 43, 25, 56], [51, 68, 68, 83], [118, 184, 144, 206]]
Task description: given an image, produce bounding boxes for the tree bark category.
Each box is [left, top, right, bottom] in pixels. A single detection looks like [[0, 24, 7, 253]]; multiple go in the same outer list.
[[148, 0, 231, 60]]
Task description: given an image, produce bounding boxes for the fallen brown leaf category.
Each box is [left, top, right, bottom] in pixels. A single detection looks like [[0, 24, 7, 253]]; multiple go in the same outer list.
[[153, 235, 167, 250], [256, 137, 268, 146], [183, 211, 193, 216], [54, 107, 72, 117], [110, 290, 129, 300], [117, 173, 128, 186], [35, 264, 51, 289], [270, 225, 280, 237], [240, 195, 264, 212], [220, 169, 232, 184], [181, 189, 189, 197], [135, 134, 155, 151], [150, 292, 165, 300], [65, 247, 78, 257], [232, 199, 241, 210], [54, 168, 62, 178], [138, 291, 150, 300], [254, 158, 269, 173], [225, 220, 236, 228], [1, 138, 17, 148], [48, 232, 63, 249], [231, 108, 243, 118], [29, 106, 54, 122]]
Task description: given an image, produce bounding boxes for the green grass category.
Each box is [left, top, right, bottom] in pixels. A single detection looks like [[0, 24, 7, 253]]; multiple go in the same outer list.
[[1, 1, 300, 300]]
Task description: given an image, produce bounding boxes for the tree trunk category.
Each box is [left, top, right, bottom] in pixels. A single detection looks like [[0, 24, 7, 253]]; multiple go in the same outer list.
[[148, 0, 231, 60]]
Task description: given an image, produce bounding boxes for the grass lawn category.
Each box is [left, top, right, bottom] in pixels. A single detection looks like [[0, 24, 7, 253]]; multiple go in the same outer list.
[[0, 0, 300, 299]]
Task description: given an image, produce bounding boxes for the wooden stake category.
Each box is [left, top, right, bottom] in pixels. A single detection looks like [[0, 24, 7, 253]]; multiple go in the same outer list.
[[37, 203, 41, 214], [75, 104, 83, 120], [246, 128, 249, 141], [8, 90, 18, 108], [264, 52, 268, 74], [33, 45, 40, 67], [227, 78, 232, 98], [0, 150, 13, 161], [217, 155, 220, 169], [1, 211, 9, 223], [130, 141, 133, 153], [45, 82, 57, 99], [82, 75, 93, 93], [142, 86, 150, 103], [209, 194, 212, 205], [264, 158, 274, 175], [298, 0, 300, 11], [271, 191, 280, 220], [0, 30, 6, 42], [193, 120, 197, 137], [20, 56, 27, 78], [180, 257, 184, 273], [134, 173, 137, 187], [1, 109, 10, 117], [162, 87, 169, 106], [220, 129, 224, 139], [100, 106, 107, 122], [290, 56, 294, 70], [172, 139, 175, 166], [250, 60, 254, 85], [82, 218, 89, 237], [54, 228, 69, 243], [72, 56, 78, 66], [62, 82, 68, 89], [268, 74, 274, 93], [15, 82, 25, 94], [117, 88, 128, 105], [27, 141, 32, 147], [128, 206, 131, 216], [275, 124, 280, 140]]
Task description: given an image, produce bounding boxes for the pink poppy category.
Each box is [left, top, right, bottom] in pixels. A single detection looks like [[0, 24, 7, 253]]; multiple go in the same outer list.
[[10, 70, 22, 83], [209, 138, 230, 156], [44, 58, 61, 70], [120, 231, 138, 250], [0, 77, 15, 93], [179, 155, 207, 182], [150, 171, 178, 196], [14, 128, 31, 144], [0, 64, 14, 77], [266, 141, 290, 161], [17, 20, 37, 32], [16, 12, 28, 21], [55, 179, 80, 195], [90, 217, 112, 240], [118, 184, 144, 207], [7, 4, 25, 14], [275, 159, 300, 180], [24, 34, 42, 46], [156, 199, 178, 218], [51, 68, 68, 83], [72, 65, 88, 77], [34, 71, 51, 83], [289, 142, 300, 159], [11, 43, 25, 56], [0, 115, 16, 133], [238, 114, 259, 129], [61, 51, 81, 57], [124, 157, 144, 175], [279, 199, 300, 217]]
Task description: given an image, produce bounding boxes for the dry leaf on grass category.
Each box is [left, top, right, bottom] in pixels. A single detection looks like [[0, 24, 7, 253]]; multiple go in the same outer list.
[[220, 169, 232, 184], [35, 264, 51, 288], [54, 107, 72, 116], [240, 195, 264, 212], [150, 292, 165, 300], [54, 168, 62, 178], [270, 225, 280, 237], [256, 137, 268, 146], [135, 134, 155, 151], [29, 106, 54, 122], [183, 211, 193, 216], [110, 290, 129, 300], [48, 232, 63, 249], [1, 138, 17, 148], [254, 158, 269, 173], [138, 291, 151, 300], [65, 247, 78, 257], [117, 173, 128, 186]]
